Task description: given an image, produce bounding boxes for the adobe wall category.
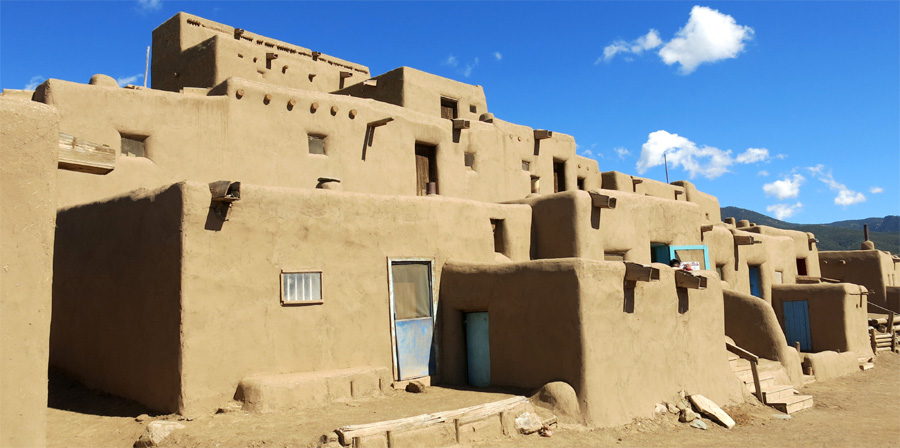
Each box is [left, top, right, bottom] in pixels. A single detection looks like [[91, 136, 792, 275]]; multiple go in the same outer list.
[[510, 189, 704, 263], [745, 225, 821, 278], [819, 250, 896, 312], [177, 183, 532, 414], [771, 283, 871, 357], [0, 99, 58, 447], [439, 259, 742, 427], [39, 77, 588, 208], [705, 226, 799, 303], [601, 171, 687, 202], [152, 12, 369, 93], [671, 180, 721, 223], [722, 290, 803, 387], [51, 185, 185, 413], [337, 67, 488, 121]]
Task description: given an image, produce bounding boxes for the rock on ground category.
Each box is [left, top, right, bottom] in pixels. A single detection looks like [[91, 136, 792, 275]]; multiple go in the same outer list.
[[689, 394, 735, 429], [134, 421, 185, 447]]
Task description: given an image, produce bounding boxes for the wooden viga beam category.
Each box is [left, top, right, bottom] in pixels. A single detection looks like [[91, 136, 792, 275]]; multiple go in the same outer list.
[[675, 270, 708, 289], [58, 132, 115, 174], [624, 262, 659, 282]]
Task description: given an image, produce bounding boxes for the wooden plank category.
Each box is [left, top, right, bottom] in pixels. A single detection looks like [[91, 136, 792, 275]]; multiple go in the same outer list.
[[674, 270, 707, 289], [57, 132, 115, 174]]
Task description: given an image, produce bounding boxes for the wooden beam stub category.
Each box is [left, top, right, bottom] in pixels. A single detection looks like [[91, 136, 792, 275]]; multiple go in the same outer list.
[[624, 262, 659, 283], [452, 119, 470, 130], [367, 117, 394, 128], [588, 191, 616, 209], [675, 270, 707, 289], [57, 132, 115, 175], [533, 129, 553, 140]]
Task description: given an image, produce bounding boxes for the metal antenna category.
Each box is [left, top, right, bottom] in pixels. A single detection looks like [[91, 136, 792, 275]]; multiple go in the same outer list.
[[664, 153, 670, 184], [144, 46, 150, 87]]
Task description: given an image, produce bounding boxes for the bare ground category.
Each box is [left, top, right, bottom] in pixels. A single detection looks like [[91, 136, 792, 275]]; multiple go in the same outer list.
[[47, 352, 900, 448]]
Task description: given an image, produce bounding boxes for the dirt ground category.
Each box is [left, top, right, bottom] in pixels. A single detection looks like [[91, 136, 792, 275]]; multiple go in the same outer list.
[[47, 352, 900, 448]]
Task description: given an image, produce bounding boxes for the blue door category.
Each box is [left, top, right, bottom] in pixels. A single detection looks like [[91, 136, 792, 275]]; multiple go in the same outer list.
[[783, 300, 812, 351], [465, 312, 490, 387], [390, 261, 435, 380], [749, 265, 762, 298]]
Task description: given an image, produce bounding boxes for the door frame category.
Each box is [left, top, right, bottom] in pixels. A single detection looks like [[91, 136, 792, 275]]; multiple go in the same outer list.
[[387, 257, 438, 381]]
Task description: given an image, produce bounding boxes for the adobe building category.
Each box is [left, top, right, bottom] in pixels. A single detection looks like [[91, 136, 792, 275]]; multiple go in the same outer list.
[[0, 11, 886, 443]]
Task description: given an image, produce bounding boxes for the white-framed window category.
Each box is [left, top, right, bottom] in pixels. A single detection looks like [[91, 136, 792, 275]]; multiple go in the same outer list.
[[281, 271, 323, 305]]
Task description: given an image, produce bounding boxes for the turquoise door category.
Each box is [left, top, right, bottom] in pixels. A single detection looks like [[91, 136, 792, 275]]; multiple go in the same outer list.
[[749, 265, 762, 298], [465, 312, 490, 387], [783, 300, 812, 351], [390, 261, 435, 380]]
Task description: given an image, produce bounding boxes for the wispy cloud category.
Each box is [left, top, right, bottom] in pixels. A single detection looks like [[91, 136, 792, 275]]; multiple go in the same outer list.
[[767, 202, 802, 220], [116, 74, 144, 87], [807, 164, 866, 206], [757, 170, 769, 177], [635, 130, 769, 180], [442, 55, 459, 67], [614, 146, 630, 160], [24, 75, 45, 90], [870, 186, 883, 194], [493, 52, 502, 61], [137, 0, 161, 12], [763, 174, 804, 200], [659, 6, 754, 74], [462, 57, 479, 78], [598, 29, 662, 64]]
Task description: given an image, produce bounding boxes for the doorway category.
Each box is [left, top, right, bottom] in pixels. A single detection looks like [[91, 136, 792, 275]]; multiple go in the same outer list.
[[389, 260, 435, 380], [783, 300, 812, 351], [465, 312, 490, 387], [749, 265, 762, 298], [415, 144, 437, 196]]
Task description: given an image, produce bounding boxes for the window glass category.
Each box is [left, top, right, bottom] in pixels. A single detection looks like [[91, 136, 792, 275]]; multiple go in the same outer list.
[[392, 263, 431, 320], [282, 272, 322, 303]]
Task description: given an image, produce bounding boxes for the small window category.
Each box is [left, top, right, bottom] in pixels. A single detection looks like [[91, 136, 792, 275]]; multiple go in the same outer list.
[[440, 97, 458, 120], [530, 175, 540, 194], [716, 265, 724, 279], [281, 272, 323, 304], [775, 271, 784, 284], [577, 177, 586, 190], [491, 219, 506, 254], [522, 161, 531, 171], [796, 258, 808, 276], [469, 105, 477, 113], [464, 152, 476, 170], [308, 134, 326, 155], [121, 134, 147, 158]]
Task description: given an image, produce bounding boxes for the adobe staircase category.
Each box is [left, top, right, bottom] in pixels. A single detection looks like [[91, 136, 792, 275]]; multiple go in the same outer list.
[[728, 353, 814, 414]]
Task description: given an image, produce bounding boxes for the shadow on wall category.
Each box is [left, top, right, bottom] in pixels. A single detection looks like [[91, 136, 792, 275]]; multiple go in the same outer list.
[[48, 369, 160, 418]]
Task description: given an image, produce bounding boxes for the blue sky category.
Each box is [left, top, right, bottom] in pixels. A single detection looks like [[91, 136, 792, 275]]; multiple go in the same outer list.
[[2, 1, 897, 223]]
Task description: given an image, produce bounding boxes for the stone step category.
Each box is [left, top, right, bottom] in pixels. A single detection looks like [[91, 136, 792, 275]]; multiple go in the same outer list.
[[731, 358, 751, 372], [860, 362, 875, 371], [761, 385, 796, 403], [744, 375, 775, 393], [768, 394, 814, 414]]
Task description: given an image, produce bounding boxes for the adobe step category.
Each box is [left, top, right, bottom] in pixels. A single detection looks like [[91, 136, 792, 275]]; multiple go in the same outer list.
[[859, 362, 874, 371], [768, 394, 814, 414], [802, 374, 816, 386], [761, 385, 796, 403]]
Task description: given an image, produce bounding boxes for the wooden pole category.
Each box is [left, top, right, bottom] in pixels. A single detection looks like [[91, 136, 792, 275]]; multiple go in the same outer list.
[[889, 312, 896, 352], [144, 46, 150, 88], [864, 224, 869, 242]]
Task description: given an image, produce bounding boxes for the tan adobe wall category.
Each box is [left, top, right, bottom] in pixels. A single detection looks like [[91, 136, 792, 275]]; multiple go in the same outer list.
[[601, 171, 687, 202], [38, 77, 585, 208], [337, 67, 487, 121], [772, 283, 872, 357], [176, 183, 530, 414], [671, 180, 720, 223], [152, 13, 369, 93], [51, 185, 185, 413], [705, 226, 800, 303], [745, 225, 821, 278], [439, 259, 742, 427], [511, 189, 704, 263], [819, 250, 895, 312], [722, 290, 803, 387], [0, 98, 58, 447]]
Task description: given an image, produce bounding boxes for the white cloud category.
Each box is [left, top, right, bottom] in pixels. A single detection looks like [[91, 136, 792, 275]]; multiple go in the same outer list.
[[658, 6, 754, 74], [116, 74, 144, 87], [24, 75, 45, 90], [462, 57, 479, 78], [757, 170, 769, 177], [636, 130, 765, 180], [599, 29, 663, 63], [870, 186, 883, 194], [763, 174, 804, 200], [137, 0, 161, 12], [614, 146, 631, 160], [735, 147, 769, 164], [442, 55, 459, 67], [806, 164, 866, 206], [767, 202, 802, 220], [493, 52, 502, 61]]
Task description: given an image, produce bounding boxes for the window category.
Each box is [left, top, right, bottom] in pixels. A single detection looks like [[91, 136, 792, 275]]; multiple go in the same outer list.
[[469, 105, 477, 113], [796, 258, 808, 276], [522, 160, 531, 171], [530, 175, 540, 194], [775, 271, 784, 284], [121, 134, 147, 158], [577, 177, 586, 190], [716, 264, 724, 280], [281, 272, 322, 304], [553, 160, 566, 193], [464, 152, 476, 170], [440, 97, 458, 120], [308, 134, 326, 155], [491, 219, 506, 255]]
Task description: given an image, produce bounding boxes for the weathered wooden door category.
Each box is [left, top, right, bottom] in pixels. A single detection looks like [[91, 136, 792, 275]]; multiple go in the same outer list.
[[465, 312, 490, 387], [415, 144, 435, 196], [390, 260, 435, 380], [783, 300, 812, 351]]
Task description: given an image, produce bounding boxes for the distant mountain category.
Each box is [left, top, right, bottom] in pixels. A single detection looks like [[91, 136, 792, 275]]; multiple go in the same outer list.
[[720, 207, 899, 255]]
